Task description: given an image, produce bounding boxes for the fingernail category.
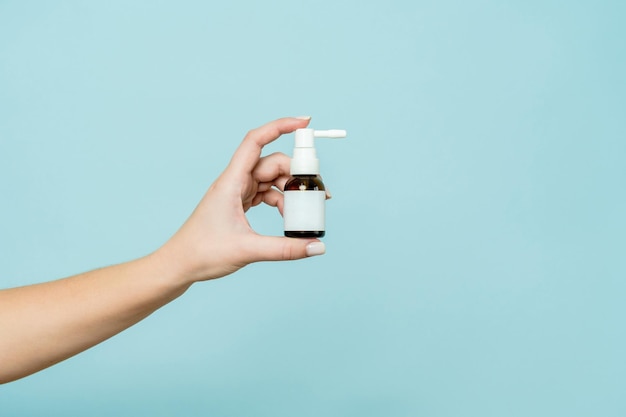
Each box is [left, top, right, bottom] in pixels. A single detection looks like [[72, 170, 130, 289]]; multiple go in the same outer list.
[[306, 241, 326, 257], [295, 116, 312, 120], [325, 189, 332, 200]]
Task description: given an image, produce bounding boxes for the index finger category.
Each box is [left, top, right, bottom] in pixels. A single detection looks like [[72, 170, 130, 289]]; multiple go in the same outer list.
[[228, 117, 311, 173]]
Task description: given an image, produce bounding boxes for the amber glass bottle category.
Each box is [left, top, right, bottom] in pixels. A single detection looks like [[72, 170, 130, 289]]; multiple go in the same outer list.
[[283, 175, 326, 238]]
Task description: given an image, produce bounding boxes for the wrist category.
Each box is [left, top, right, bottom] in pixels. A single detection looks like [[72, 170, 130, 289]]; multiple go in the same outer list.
[[149, 243, 196, 291]]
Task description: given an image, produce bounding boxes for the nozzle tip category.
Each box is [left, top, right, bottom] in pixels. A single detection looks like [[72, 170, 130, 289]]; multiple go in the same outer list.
[[314, 129, 347, 138]]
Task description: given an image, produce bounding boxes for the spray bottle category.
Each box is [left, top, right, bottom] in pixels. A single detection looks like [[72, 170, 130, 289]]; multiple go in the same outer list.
[[284, 128, 347, 238]]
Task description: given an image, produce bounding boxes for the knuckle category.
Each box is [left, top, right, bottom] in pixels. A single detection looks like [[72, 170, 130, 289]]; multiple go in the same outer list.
[[245, 128, 258, 140], [282, 243, 297, 260]]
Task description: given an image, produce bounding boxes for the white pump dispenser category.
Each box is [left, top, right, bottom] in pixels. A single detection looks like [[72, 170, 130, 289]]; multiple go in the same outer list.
[[290, 128, 348, 175], [284, 127, 347, 238]]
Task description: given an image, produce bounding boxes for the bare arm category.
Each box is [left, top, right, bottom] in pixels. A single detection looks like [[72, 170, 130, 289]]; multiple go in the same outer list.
[[0, 117, 325, 384], [0, 253, 187, 383]]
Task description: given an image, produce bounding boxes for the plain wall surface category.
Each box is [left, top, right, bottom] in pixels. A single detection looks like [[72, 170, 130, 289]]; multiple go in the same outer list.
[[1, 1, 625, 416]]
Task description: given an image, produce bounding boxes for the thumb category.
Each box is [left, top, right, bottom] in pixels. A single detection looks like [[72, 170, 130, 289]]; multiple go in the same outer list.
[[247, 236, 326, 262]]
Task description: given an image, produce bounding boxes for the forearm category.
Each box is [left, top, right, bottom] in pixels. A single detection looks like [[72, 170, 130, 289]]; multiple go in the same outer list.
[[0, 249, 190, 384]]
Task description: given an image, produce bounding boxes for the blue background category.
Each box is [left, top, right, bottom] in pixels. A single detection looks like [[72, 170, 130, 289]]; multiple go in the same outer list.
[[1, 1, 625, 416]]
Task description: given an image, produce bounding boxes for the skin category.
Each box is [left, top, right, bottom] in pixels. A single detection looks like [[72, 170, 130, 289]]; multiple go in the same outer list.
[[0, 116, 326, 384]]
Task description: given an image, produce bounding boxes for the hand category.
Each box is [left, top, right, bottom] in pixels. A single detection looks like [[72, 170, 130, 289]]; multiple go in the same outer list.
[[158, 117, 326, 283]]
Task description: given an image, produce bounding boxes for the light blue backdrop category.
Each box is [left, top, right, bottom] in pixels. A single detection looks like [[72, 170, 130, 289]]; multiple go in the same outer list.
[[1, 1, 625, 416]]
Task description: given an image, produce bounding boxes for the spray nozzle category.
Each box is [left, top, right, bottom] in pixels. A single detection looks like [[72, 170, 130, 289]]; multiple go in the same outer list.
[[294, 128, 347, 147], [314, 129, 347, 138], [291, 128, 347, 175]]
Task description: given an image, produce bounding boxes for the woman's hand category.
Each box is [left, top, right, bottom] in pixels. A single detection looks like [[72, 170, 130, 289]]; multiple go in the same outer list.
[[158, 116, 326, 284]]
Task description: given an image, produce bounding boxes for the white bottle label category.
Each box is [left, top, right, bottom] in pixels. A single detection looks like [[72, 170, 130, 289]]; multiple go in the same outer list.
[[284, 190, 326, 232]]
